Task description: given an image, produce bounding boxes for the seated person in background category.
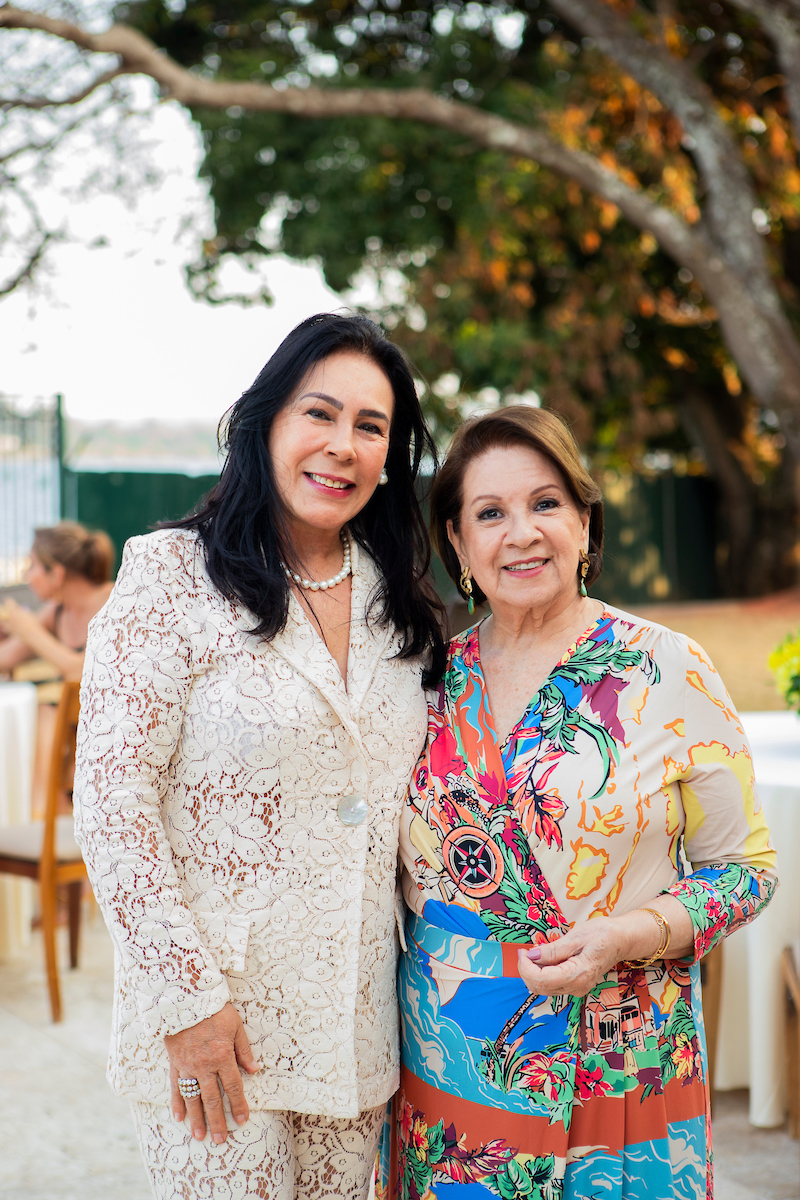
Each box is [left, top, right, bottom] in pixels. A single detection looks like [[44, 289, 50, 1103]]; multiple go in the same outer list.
[[0, 522, 114, 683]]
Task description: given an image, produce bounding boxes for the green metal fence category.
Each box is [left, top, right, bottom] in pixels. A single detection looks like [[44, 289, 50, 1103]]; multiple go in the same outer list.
[[64, 469, 219, 572], [599, 469, 717, 606], [66, 466, 717, 608]]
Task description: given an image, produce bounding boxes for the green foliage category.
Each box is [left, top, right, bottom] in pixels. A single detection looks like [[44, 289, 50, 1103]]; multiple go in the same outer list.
[[768, 629, 800, 711], [122, 0, 800, 462]]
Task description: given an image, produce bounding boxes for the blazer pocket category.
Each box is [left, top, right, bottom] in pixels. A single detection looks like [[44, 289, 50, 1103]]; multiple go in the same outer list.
[[192, 911, 251, 973]]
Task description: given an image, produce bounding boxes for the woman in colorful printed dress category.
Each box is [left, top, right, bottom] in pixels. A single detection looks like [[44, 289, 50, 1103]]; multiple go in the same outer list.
[[379, 406, 776, 1200]]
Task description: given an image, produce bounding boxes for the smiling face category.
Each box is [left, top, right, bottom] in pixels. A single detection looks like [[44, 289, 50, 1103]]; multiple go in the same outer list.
[[268, 350, 394, 547], [447, 443, 590, 617]]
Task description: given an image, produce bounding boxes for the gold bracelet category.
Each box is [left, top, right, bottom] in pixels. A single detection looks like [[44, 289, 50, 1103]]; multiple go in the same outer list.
[[623, 908, 671, 969]]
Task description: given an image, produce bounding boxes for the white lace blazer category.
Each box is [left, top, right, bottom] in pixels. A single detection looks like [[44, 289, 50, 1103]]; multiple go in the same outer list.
[[73, 528, 428, 1117]]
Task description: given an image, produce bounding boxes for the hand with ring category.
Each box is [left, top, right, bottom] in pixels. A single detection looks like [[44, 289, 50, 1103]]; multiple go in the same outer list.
[[165, 1002, 261, 1143]]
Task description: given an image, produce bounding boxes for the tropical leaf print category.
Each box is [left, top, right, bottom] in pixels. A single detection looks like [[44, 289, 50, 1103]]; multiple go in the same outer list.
[[486, 1154, 564, 1200], [474, 807, 568, 942], [667, 862, 776, 960], [658, 996, 703, 1087], [443, 658, 469, 709], [556, 638, 659, 690], [479, 1035, 577, 1127], [398, 1089, 563, 1198], [511, 637, 659, 805], [397, 1096, 517, 1199], [506, 760, 567, 848], [536, 684, 619, 798]]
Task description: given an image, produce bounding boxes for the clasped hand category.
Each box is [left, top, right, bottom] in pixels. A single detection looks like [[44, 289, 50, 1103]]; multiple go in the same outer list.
[[164, 1002, 260, 1143], [517, 917, 629, 998]]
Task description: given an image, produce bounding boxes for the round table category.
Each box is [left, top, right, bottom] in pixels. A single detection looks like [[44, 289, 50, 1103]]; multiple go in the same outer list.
[[0, 682, 37, 958], [715, 710, 800, 1127]]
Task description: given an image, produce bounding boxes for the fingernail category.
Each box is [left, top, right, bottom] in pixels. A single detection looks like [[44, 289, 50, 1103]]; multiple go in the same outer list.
[[235, 1114, 247, 1124], [193, 1130, 205, 1140], [213, 1133, 225, 1144], [526, 947, 542, 961], [173, 1111, 182, 1122]]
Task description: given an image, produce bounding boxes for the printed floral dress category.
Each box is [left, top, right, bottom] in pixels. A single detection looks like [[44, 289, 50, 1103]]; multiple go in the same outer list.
[[378, 606, 776, 1200]]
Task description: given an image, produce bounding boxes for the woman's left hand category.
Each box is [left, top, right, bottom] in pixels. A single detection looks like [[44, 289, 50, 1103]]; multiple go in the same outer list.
[[517, 917, 631, 997]]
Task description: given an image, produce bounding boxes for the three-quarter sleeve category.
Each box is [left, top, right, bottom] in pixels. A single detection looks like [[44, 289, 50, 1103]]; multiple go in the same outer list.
[[663, 637, 777, 962], [74, 534, 231, 1036]]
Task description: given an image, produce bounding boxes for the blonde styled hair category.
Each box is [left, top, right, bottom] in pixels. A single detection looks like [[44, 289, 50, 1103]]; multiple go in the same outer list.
[[32, 522, 114, 585], [429, 406, 603, 607]]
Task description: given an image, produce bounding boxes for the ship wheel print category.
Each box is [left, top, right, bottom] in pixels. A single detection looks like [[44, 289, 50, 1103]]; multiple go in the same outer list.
[[442, 826, 504, 898]]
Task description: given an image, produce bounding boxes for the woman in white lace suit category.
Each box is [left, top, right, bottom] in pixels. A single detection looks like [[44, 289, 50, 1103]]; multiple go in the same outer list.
[[74, 314, 446, 1200]]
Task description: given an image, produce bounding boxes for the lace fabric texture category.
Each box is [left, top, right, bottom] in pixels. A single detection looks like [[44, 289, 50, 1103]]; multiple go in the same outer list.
[[131, 1101, 385, 1200], [74, 529, 428, 1116]]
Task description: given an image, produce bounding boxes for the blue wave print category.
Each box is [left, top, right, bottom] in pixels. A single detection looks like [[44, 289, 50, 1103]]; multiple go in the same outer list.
[[399, 950, 559, 1119], [563, 1119, 705, 1200]]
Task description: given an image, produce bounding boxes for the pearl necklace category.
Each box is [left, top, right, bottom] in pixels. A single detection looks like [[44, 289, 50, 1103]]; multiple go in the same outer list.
[[281, 531, 352, 592]]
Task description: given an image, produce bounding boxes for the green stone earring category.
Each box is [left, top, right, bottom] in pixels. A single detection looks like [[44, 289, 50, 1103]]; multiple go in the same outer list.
[[460, 565, 475, 615], [579, 551, 590, 598]]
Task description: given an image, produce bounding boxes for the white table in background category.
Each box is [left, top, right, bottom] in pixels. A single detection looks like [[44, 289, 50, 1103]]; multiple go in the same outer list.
[[715, 710, 800, 1127], [0, 681, 36, 958]]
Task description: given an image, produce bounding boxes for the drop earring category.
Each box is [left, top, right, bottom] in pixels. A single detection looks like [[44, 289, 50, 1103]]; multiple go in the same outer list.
[[460, 565, 475, 616], [579, 550, 590, 598], [378, 469, 388, 485]]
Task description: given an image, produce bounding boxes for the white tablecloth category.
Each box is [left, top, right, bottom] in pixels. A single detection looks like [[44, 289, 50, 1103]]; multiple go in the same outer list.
[[0, 682, 37, 958], [715, 710, 800, 1126]]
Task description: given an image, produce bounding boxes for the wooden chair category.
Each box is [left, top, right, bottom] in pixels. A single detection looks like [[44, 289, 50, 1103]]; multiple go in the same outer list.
[[701, 942, 724, 1111], [0, 682, 86, 1022], [782, 946, 800, 1140]]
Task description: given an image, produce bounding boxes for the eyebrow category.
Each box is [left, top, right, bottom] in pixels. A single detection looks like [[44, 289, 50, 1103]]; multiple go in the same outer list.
[[471, 482, 564, 502], [299, 391, 390, 424]]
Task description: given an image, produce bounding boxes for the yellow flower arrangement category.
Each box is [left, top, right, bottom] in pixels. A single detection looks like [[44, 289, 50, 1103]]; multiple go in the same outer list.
[[768, 631, 800, 711]]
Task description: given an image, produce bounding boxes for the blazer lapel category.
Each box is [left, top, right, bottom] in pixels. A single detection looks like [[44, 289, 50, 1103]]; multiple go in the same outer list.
[[345, 540, 397, 716], [269, 605, 363, 745], [264, 537, 393, 747]]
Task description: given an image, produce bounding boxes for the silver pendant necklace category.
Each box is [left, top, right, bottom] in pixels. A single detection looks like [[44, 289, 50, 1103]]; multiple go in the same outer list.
[[281, 530, 352, 592]]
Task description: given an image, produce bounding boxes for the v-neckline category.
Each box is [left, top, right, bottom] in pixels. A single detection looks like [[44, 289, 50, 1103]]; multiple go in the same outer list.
[[287, 534, 360, 696], [470, 607, 611, 753]]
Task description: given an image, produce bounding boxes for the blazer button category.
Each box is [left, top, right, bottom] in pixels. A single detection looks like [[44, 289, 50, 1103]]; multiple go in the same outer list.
[[337, 794, 369, 826]]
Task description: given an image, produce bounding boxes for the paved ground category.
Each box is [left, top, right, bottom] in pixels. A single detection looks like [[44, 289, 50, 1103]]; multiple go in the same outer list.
[[0, 912, 150, 1200], [0, 914, 796, 1200]]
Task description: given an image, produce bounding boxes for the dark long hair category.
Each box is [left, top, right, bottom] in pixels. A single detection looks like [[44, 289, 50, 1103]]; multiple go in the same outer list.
[[167, 313, 446, 683]]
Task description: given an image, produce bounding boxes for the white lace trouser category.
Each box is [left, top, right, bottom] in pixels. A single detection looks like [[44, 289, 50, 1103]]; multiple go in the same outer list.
[[130, 1100, 385, 1200]]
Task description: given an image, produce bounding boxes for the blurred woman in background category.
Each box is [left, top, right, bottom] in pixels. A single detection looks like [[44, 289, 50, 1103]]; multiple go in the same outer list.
[[0, 521, 114, 682]]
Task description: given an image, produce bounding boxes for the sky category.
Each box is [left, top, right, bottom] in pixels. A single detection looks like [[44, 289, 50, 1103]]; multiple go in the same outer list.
[[1, 98, 343, 427]]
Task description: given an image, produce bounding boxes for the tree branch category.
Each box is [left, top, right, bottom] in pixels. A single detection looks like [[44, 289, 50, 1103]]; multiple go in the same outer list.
[[548, 0, 775, 303], [0, 228, 54, 297], [1, 3, 797, 421], [727, 0, 800, 154], [0, 5, 709, 268], [2, 66, 127, 109]]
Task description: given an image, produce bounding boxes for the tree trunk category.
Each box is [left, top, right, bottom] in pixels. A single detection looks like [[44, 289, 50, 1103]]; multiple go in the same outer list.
[[681, 393, 799, 596]]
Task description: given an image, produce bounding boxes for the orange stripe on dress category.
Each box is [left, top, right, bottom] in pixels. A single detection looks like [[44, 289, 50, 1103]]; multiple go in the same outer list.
[[399, 1064, 570, 1157], [501, 942, 534, 977]]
